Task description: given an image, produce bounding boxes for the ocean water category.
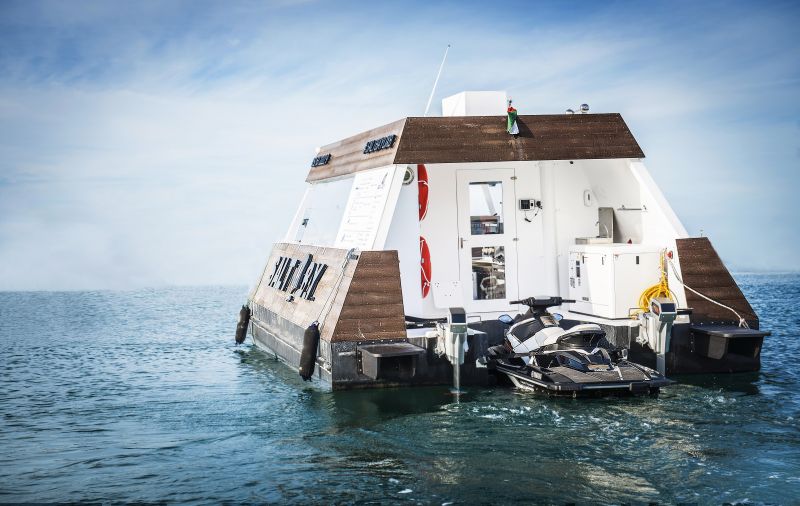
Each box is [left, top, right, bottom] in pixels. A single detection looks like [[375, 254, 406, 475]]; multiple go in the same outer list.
[[1, 274, 799, 504]]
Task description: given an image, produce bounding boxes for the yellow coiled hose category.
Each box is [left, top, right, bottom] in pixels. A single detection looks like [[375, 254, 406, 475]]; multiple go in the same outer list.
[[633, 250, 675, 317]]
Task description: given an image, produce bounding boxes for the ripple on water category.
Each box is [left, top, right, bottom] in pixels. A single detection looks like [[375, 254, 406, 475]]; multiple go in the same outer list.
[[0, 279, 799, 503]]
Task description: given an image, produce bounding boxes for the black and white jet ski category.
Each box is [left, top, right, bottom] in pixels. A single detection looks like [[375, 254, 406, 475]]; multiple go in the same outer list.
[[487, 296, 673, 396]]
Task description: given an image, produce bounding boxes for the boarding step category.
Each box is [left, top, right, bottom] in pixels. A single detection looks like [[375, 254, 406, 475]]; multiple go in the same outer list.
[[689, 325, 770, 360], [357, 343, 426, 381]]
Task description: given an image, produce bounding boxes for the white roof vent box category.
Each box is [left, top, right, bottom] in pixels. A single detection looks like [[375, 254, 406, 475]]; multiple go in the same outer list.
[[442, 91, 508, 117]]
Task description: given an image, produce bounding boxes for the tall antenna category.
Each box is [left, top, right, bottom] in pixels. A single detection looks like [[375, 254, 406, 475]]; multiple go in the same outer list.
[[423, 44, 450, 117]]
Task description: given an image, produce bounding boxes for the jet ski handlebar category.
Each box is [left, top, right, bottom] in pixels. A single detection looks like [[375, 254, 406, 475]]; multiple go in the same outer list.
[[510, 296, 575, 308]]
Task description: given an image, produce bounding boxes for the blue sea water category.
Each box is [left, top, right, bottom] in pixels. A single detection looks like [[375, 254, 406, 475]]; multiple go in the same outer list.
[[1, 274, 799, 504]]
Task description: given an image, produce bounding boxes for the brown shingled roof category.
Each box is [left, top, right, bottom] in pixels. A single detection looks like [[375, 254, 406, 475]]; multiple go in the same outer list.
[[306, 113, 644, 182]]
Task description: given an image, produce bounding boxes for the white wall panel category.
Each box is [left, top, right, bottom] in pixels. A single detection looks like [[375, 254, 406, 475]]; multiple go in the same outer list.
[[384, 168, 422, 316]]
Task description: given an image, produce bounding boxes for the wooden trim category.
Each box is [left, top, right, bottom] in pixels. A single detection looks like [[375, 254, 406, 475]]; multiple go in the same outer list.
[[305, 119, 406, 182], [305, 113, 644, 182], [330, 250, 407, 342], [394, 114, 644, 164], [675, 238, 758, 326]]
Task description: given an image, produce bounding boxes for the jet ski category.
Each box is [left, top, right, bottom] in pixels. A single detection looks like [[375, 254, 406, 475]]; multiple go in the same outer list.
[[487, 296, 673, 397]]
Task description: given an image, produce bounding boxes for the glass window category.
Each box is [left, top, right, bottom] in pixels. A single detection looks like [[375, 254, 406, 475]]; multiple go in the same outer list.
[[297, 176, 354, 245], [471, 246, 506, 300], [469, 182, 504, 235]]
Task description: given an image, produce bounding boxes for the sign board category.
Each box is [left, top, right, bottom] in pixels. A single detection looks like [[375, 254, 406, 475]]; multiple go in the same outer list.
[[267, 253, 328, 301], [311, 153, 332, 167], [363, 134, 397, 154], [335, 167, 394, 250]]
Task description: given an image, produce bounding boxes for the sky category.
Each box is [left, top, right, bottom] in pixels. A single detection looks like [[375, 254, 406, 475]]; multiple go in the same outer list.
[[0, 0, 798, 291]]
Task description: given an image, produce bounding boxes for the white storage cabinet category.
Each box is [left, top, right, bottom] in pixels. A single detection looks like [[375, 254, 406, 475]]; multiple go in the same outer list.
[[568, 244, 663, 319]]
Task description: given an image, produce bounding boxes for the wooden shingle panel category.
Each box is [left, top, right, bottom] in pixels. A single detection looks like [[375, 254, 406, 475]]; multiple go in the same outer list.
[[304, 113, 644, 182], [393, 114, 644, 164], [337, 302, 407, 321], [333, 318, 408, 335], [342, 292, 404, 306], [675, 238, 758, 326], [330, 250, 407, 343]]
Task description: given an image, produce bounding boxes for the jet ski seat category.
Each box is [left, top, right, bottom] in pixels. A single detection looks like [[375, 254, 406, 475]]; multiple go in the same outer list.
[[509, 323, 605, 354]]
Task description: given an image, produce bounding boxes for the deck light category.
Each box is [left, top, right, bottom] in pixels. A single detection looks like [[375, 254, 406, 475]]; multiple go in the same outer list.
[[566, 104, 590, 114]]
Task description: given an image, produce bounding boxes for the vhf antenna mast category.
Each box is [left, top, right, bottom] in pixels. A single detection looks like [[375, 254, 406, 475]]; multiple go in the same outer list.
[[423, 44, 450, 117]]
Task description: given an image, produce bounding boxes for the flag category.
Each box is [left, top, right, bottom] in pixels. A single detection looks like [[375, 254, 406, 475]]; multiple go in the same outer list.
[[507, 100, 519, 135]]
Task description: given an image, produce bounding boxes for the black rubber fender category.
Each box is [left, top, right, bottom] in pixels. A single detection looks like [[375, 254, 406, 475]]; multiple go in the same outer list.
[[299, 322, 321, 381], [235, 304, 251, 345]]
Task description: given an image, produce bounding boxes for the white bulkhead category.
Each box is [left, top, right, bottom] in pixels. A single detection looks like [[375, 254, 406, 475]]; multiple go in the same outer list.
[[441, 91, 508, 116]]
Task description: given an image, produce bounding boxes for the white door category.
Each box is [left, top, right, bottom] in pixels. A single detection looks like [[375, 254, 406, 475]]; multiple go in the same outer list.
[[456, 169, 518, 313]]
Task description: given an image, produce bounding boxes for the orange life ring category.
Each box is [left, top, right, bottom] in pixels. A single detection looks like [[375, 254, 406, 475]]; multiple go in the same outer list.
[[418, 164, 429, 221], [420, 236, 431, 298]]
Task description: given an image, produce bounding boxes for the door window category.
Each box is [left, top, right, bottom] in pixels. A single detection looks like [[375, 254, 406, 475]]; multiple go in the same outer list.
[[469, 182, 504, 235], [471, 246, 506, 300]]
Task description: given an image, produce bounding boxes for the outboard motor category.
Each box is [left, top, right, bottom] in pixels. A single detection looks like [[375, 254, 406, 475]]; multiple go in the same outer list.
[[445, 307, 468, 392], [235, 304, 251, 345], [638, 297, 678, 375]]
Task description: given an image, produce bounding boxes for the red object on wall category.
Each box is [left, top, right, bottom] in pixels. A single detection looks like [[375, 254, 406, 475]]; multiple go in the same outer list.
[[418, 164, 431, 298], [420, 236, 431, 298], [418, 164, 429, 221]]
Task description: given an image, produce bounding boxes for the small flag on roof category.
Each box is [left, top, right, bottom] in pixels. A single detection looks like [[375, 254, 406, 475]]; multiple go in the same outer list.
[[507, 98, 519, 136]]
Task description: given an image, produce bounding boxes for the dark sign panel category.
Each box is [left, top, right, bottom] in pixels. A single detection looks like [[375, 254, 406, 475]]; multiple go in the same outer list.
[[267, 253, 328, 301], [311, 153, 332, 167], [363, 134, 397, 154]]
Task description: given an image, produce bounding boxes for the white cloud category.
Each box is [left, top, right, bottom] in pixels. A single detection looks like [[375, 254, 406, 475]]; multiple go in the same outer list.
[[1, 1, 798, 290]]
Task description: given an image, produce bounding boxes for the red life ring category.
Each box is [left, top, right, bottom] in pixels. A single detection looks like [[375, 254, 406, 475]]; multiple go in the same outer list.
[[418, 164, 429, 221], [420, 236, 431, 298]]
